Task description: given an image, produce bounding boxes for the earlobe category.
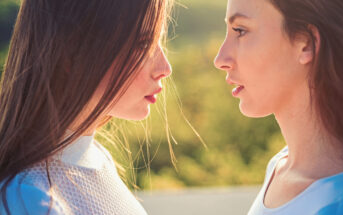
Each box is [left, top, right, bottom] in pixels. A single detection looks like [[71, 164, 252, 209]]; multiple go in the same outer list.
[[299, 25, 321, 65]]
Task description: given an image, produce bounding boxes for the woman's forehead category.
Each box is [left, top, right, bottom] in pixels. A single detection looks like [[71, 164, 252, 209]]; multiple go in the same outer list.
[[226, 0, 283, 27], [226, 0, 273, 20]]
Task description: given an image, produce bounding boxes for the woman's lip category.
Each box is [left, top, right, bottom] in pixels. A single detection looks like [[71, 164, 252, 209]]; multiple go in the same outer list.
[[232, 85, 245, 97], [226, 78, 241, 86], [145, 95, 157, 104], [152, 88, 162, 95], [226, 78, 245, 97], [145, 88, 162, 104], [226, 79, 235, 85]]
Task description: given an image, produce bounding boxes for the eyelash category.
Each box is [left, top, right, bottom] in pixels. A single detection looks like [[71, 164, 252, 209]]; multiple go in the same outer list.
[[232, 27, 247, 37]]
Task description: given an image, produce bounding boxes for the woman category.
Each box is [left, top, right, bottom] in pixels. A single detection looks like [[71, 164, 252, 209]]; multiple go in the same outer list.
[[215, 0, 343, 214], [0, 0, 172, 214]]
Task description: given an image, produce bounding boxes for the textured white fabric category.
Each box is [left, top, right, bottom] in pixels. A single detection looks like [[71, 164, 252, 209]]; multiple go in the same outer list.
[[17, 135, 148, 215], [59, 134, 108, 170]]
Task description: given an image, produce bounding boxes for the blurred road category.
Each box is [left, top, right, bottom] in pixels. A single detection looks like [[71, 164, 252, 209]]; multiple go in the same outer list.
[[137, 186, 260, 215]]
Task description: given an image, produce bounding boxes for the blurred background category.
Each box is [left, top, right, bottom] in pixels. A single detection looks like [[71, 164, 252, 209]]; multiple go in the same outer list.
[[0, 0, 285, 214]]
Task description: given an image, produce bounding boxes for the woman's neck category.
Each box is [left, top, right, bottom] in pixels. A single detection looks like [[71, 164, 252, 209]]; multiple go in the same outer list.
[[275, 93, 343, 179], [67, 118, 100, 136]]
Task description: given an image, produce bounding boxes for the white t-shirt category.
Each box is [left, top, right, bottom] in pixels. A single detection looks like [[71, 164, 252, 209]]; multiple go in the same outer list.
[[248, 147, 343, 215]]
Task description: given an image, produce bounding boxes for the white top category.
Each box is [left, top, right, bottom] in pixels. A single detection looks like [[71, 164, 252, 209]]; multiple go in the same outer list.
[[59, 134, 109, 169], [248, 147, 343, 215], [0, 134, 148, 215]]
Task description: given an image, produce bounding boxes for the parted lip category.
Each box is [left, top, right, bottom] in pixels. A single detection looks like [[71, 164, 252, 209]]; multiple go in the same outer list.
[[226, 78, 243, 86]]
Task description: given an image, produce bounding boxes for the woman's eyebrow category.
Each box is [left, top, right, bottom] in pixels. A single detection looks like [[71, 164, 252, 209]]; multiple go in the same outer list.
[[225, 13, 250, 24]]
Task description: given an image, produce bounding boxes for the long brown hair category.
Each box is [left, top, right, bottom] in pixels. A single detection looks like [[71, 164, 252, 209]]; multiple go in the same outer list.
[[269, 0, 343, 142], [0, 0, 173, 211]]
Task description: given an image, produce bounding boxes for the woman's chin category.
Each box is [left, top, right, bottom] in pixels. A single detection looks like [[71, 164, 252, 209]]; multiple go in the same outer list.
[[133, 106, 151, 120], [239, 101, 272, 118], [132, 111, 151, 121]]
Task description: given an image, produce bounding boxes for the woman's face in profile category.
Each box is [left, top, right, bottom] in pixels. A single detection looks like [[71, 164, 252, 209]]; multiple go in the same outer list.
[[215, 0, 310, 118], [97, 43, 172, 121]]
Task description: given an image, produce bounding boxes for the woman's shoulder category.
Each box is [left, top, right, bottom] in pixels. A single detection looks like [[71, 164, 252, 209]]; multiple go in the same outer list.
[[0, 168, 63, 214], [286, 158, 343, 215], [93, 140, 117, 166]]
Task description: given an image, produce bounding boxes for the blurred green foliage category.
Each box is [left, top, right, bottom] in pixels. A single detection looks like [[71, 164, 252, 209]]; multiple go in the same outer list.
[[0, 0, 18, 75], [0, 0, 285, 190]]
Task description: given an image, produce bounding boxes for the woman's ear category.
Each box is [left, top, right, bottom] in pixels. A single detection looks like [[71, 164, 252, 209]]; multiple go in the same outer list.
[[299, 25, 321, 65]]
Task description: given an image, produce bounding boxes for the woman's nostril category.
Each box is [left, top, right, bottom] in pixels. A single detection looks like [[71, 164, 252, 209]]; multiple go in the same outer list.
[[221, 65, 231, 70]]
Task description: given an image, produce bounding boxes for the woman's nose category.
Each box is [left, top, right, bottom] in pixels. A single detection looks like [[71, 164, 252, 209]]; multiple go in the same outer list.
[[152, 46, 172, 80], [214, 40, 234, 71]]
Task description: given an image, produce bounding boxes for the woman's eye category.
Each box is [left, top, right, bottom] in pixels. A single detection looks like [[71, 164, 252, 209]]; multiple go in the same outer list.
[[232, 27, 247, 37]]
